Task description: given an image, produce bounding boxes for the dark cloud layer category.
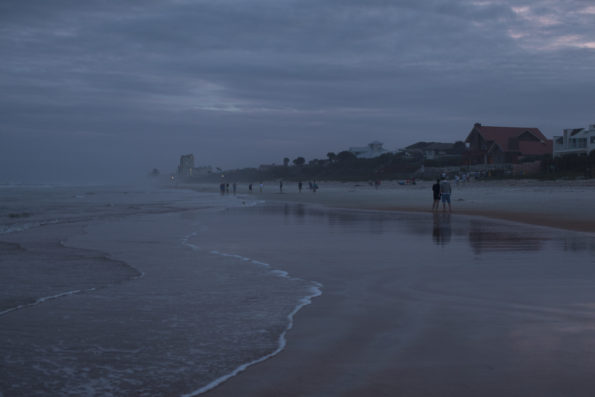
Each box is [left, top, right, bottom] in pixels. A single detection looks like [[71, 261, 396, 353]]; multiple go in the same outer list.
[[1, 0, 594, 183]]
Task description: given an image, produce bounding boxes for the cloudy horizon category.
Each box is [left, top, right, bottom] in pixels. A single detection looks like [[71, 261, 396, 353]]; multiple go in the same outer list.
[[1, 0, 594, 183]]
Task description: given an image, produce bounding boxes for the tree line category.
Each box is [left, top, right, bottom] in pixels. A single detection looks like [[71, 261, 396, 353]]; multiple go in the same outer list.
[[181, 149, 594, 183], [190, 150, 427, 183]]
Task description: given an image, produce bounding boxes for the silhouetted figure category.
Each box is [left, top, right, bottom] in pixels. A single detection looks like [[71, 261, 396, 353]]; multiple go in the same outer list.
[[219, 183, 225, 195], [440, 178, 452, 212], [298, 181, 303, 192], [232, 182, 237, 195], [248, 183, 253, 192], [432, 179, 441, 210], [279, 180, 283, 193]]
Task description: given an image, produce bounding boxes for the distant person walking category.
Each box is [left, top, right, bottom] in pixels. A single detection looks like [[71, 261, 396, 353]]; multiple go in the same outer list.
[[432, 179, 441, 210], [298, 181, 303, 192], [232, 182, 237, 195], [440, 177, 452, 212], [279, 180, 283, 193], [248, 183, 253, 192]]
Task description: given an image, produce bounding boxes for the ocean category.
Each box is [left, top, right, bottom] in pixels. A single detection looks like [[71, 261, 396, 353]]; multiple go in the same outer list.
[[2, 184, 595, 396]]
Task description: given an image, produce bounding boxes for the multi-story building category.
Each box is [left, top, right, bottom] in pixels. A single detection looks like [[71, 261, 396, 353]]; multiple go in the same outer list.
[[465, 123, 552, 164], [177, 154, 195, 176], [553, 124, 595, 157]]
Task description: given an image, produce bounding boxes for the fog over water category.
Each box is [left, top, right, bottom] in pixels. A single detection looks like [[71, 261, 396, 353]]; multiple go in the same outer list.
[[1, 1, 594, 183]]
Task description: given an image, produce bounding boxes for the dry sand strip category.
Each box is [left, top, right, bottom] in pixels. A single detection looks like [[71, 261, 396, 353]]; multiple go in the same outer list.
[[186, 180, 595, 234]]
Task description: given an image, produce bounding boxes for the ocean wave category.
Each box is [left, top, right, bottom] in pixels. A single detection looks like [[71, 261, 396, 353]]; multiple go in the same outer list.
[[180, 232, 323, 396], [0, 289, 86, 317], [0, 219, 59, 235]]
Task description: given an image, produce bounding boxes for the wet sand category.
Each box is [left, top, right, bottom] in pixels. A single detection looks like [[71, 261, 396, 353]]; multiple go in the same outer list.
[[197, 205, 595, 397], [187, 179, 595, 233], [3, 184, 595, 396], [186, 181, 595, 397]]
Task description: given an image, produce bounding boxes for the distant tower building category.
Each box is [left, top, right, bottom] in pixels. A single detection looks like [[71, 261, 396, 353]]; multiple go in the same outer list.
[[178, 154, 195, 176]]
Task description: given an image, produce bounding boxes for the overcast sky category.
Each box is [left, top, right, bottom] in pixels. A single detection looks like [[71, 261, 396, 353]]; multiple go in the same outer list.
[[1, 0, 594, 183]]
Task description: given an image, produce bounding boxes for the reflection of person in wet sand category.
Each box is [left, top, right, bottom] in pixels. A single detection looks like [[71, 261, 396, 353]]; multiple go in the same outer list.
[[432, 212, 452, 245], [440, 177, 452, 212], [432, 179, 441, 211]]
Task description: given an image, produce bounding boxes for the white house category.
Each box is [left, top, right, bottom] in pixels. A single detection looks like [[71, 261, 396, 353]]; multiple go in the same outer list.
[[348, 141, 389, 159], [553, 124, 595, 157]]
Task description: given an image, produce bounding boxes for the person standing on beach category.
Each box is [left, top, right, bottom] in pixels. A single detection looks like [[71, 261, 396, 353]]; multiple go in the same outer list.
[[298, 181, 303, 192], [432, 179, 441, 210], [440, 177, 452, 212], [279, 180, 283, 193]]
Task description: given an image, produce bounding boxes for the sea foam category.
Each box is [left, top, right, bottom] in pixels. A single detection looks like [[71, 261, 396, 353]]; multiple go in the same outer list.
[[180, 232, 323, 396]]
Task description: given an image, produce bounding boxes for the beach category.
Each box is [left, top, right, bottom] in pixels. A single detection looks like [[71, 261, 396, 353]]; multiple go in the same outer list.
[[191, 179, 595, 396], [189, 179, 595, 234], [2, 181, 595, 396]]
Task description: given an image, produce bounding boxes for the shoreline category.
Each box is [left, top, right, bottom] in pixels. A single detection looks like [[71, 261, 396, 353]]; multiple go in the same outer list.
[[180, 179, 595, 234], [199, 191, 595, 397]]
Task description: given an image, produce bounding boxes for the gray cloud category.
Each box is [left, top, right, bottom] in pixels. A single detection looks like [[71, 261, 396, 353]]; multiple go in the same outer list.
[[1, 0, 594, 183]]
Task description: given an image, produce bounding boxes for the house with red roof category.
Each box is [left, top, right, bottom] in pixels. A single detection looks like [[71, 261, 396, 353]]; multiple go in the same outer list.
[[464, 123, 553, 165]]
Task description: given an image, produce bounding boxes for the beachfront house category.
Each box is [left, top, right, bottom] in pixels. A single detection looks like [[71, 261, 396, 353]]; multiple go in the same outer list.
[[552, 124, 595, 157], [348, 141, 389, 159], [465, 123, 552, 165], [404, 141, 465, 161]]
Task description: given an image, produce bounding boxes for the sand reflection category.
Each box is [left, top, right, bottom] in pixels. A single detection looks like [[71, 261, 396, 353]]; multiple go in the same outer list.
[[432, 212, 452, 245]]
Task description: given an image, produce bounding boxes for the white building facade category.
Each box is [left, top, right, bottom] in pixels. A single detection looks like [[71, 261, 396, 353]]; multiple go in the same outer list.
[[348, 141, 389, 159], [553, 124, 595, 157]]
